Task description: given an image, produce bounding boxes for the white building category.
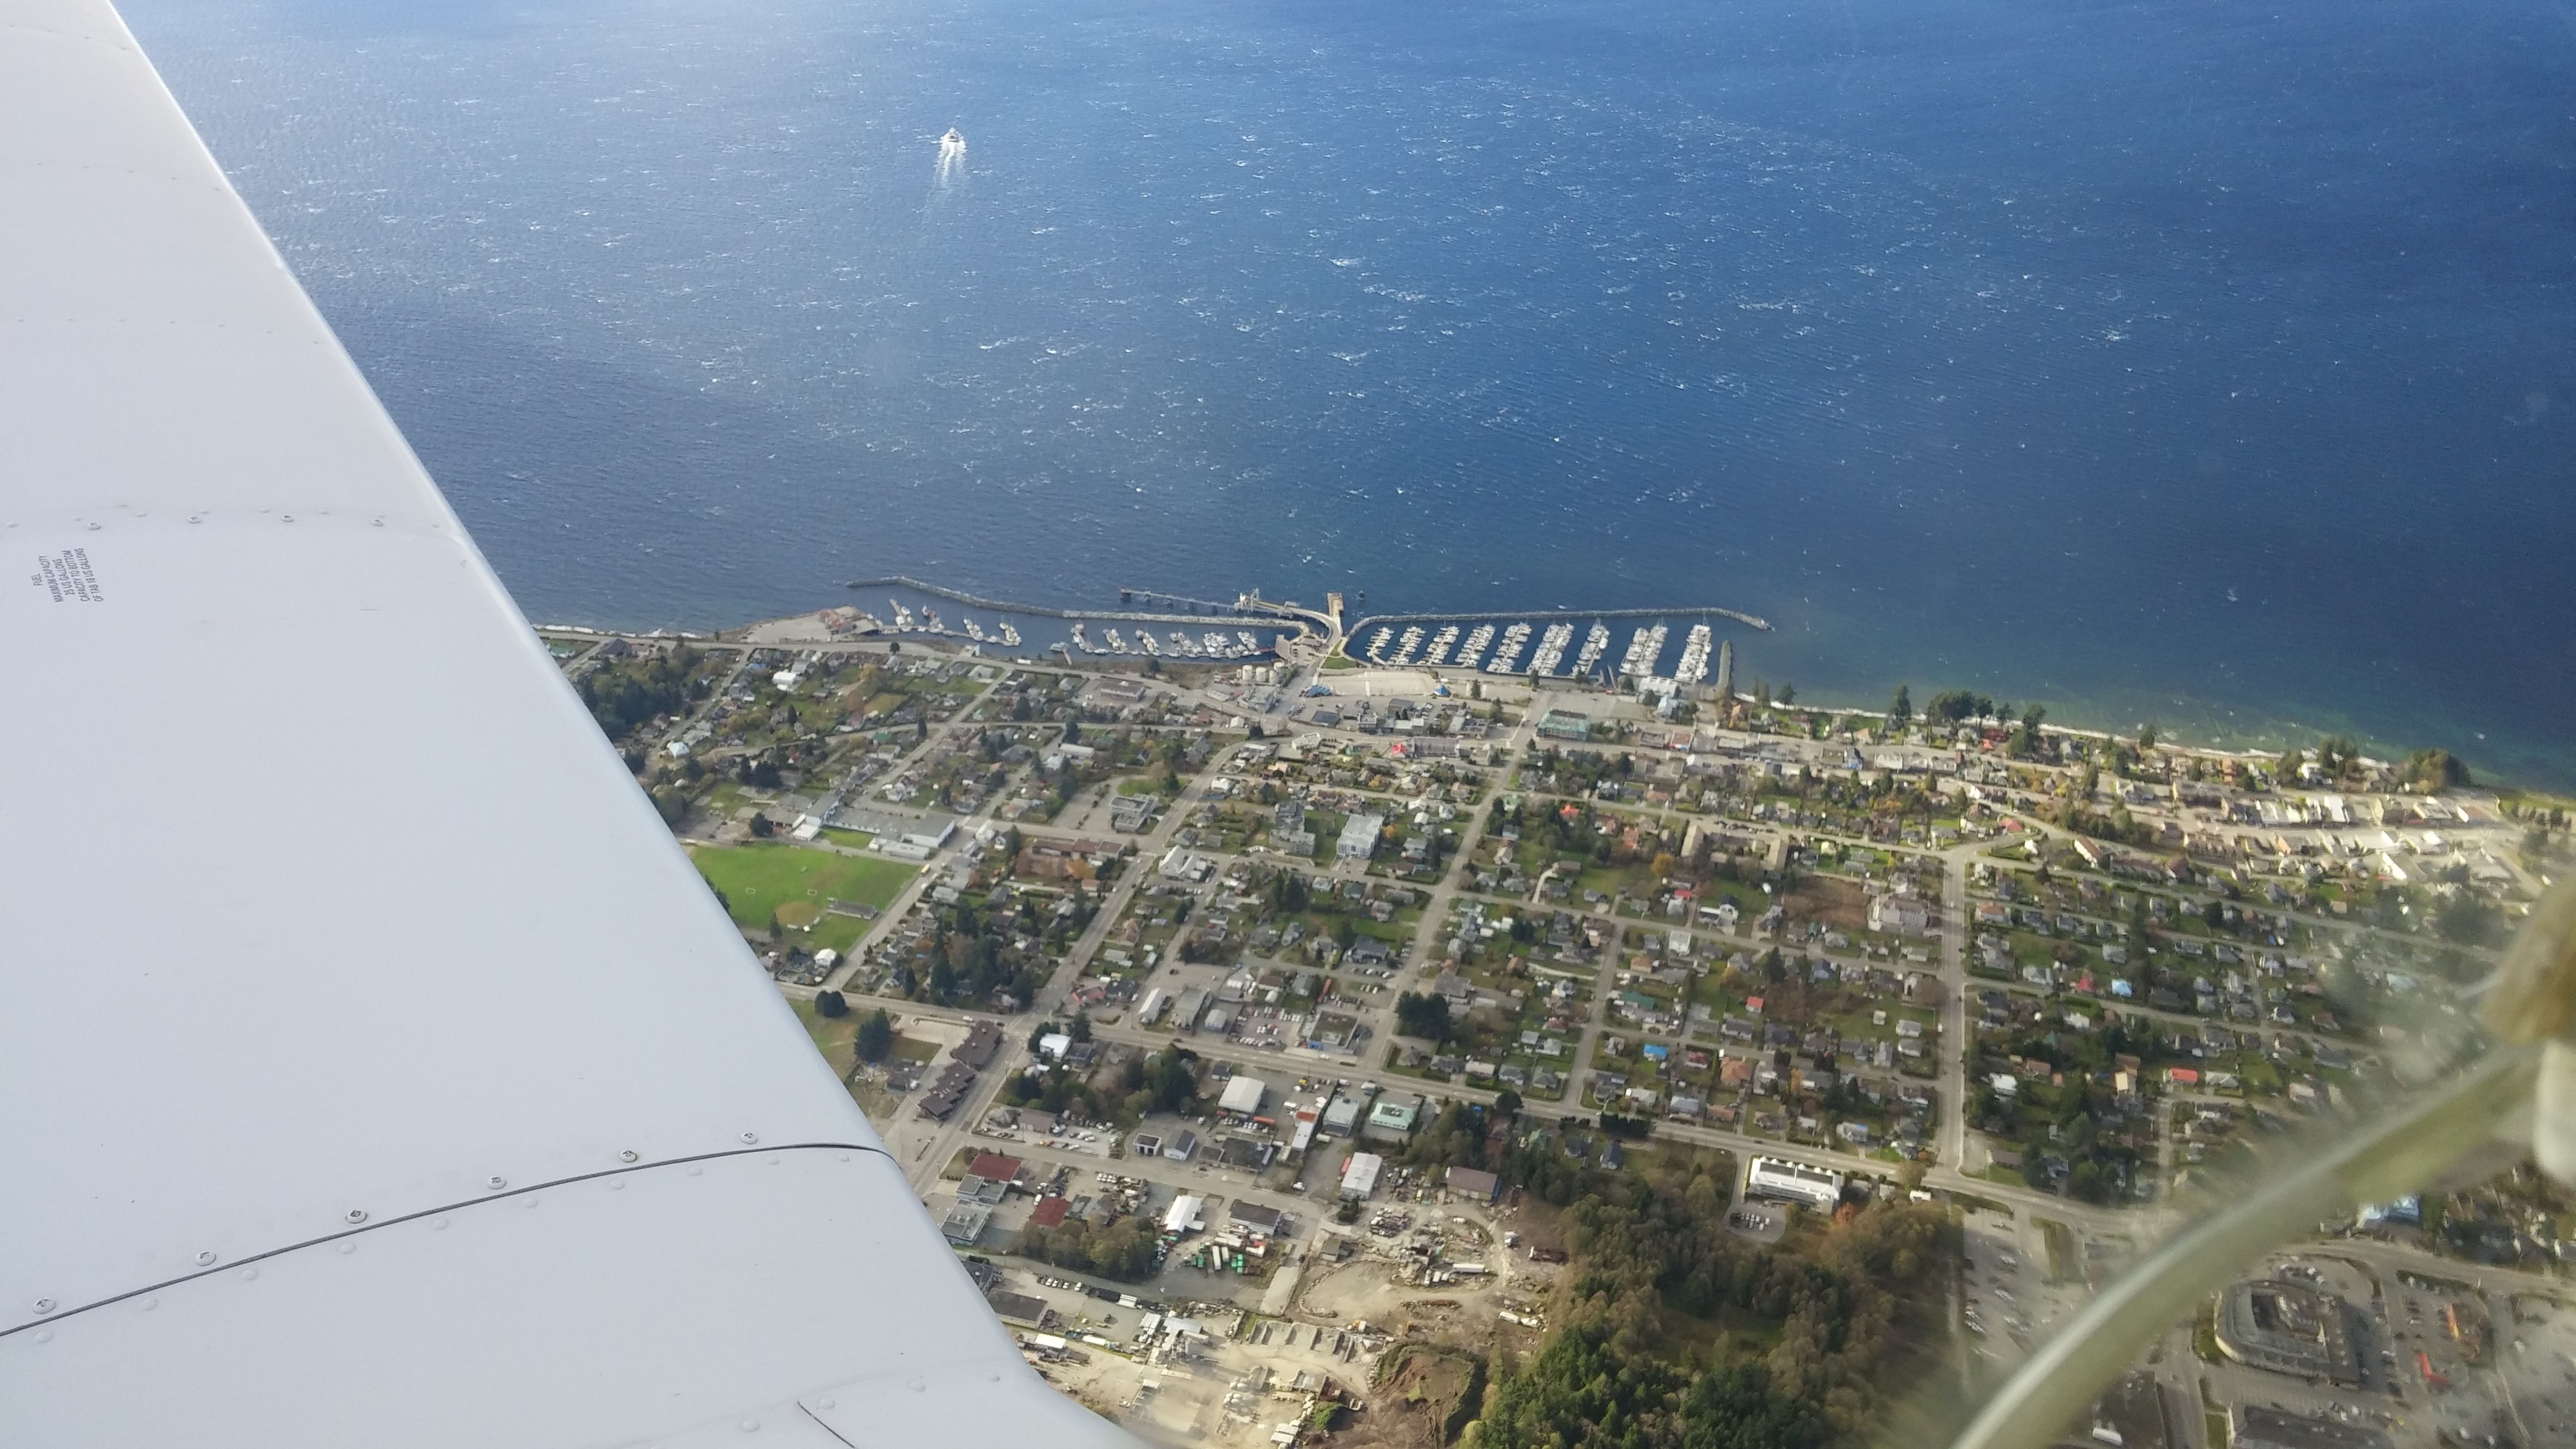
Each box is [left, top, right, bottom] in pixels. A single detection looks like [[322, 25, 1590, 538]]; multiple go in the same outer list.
[[1218, 1075, 1266, 1115], [1746, 1155, 1844, 1210], [1339, 1151, 1385, 1200], [1163, 1194, 1204, 1235], [1336, 813, 1386, 861], [1868, 894, 1931, 934]]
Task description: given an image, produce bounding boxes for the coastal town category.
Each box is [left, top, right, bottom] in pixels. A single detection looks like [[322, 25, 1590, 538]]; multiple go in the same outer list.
[[547, 592, 2576, 1449]]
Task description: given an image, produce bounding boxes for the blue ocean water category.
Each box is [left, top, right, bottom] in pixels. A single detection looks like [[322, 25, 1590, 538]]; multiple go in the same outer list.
[[124, 0, 2576, 782]]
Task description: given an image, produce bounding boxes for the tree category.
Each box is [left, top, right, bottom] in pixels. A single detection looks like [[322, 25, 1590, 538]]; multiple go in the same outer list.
[[1494, 1088, 1523, 1121], [747, 812, 776, 838], [1147, 1048, 1201, 1112], [1888, 685, 1913, 727], [854, 1008, 894, 1063], [1775, 681, 1795, 707], [2138, 721, 2159, 750], [1395, 991, 1453, 1042], [1069, 1012, 1094, 1043], [2403, 749, 2471, 792], [2436, 894, 2501, 946], [815, 990, 849, 1019]]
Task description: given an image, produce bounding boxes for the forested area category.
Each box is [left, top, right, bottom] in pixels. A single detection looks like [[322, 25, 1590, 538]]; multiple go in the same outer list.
[[575, 646, 707, 742], [884, 888, 1090, 1010], [1470, 1153, 1954, 1449], [1001, 1043, 1203, 1126], [1012, 1212, 1165, 1282]]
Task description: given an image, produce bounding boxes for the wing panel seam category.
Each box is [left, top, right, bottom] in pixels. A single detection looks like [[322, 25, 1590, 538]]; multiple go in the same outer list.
[[2, 1141, 895, 1339]]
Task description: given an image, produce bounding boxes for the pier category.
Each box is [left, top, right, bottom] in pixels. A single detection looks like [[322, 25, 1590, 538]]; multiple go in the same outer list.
[[1341, 603, 1772, 640]]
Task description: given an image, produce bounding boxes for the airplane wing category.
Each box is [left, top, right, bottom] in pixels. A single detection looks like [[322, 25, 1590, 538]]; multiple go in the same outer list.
[[0, 4, 1128, 1443]]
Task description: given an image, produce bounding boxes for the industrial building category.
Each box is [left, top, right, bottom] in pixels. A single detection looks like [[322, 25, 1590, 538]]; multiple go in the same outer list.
[[1745, 1155, 1844, 1209], [2212, 1281, 2362, 1386], [2229, 1405, 2390, 1449], [1445, 1166, 1500, 1203], [1218, 1074, 1266, 1116], [1340, 1151, 1385, 1199], [1364, 1097, 1418, 1142]]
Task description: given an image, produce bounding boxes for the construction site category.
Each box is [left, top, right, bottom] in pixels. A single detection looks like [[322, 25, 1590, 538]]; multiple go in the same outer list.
[[1003, 1192, 1559, 1446]]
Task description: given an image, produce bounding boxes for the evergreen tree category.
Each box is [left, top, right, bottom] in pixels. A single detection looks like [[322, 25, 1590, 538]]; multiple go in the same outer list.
[[854, 1008, 894, 1063]]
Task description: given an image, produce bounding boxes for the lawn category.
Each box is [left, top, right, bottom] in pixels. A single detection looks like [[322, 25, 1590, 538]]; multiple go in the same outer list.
[[689, 843, 919, 944], [793, 998, 860, 1077]]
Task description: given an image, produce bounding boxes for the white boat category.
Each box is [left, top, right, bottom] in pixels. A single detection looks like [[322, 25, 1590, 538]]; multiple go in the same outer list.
[[1574, 622, 1609, 672], [1104, 628, 1128, 653], [1674, 623, 1713, 684], [939, 128, 965, 150], [998, 622, 1021, 647], [1531, 622, 1574, 674]]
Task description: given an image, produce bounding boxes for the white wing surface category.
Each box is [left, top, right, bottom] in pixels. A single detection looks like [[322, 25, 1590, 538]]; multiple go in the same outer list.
[[0, 4, 1125, 1443]]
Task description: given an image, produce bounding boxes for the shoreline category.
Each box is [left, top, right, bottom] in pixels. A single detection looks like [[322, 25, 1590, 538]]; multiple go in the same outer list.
[[537, 608, 2559, 797]]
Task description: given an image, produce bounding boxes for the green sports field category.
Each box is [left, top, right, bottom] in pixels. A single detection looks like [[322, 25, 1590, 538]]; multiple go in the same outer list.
[[689, 842, 920, 952]]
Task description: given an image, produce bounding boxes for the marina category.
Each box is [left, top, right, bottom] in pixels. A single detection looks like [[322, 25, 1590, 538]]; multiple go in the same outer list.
[[827, 576, 1313, 661], [1574, 622, 1611, 674], [1529, 621, 1574, 674], [1619, 623, 1668, 678], [1459, 622, 1497, 669], [1674, 622, 1713, 684], [816, 573, 1769, 684]]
